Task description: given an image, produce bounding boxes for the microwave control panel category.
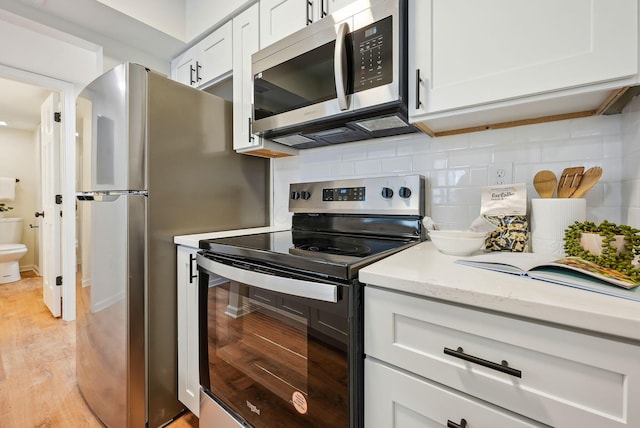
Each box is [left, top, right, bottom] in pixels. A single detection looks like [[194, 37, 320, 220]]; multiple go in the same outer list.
[[352, 15, 393, 93]]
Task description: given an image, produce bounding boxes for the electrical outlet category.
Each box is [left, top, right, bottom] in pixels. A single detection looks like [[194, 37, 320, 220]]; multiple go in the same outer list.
[[488, 163, 513, 185]]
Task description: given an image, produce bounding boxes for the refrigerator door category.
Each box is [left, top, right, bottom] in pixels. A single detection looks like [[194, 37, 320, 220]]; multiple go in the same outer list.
[[76, 193, 146, 428], [77, 63, 146, 192]]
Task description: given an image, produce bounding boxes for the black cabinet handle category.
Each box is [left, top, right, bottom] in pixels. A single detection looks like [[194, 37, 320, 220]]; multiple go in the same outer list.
[[188, 254, 198, 284], [35, 211, 45, 218], [189, 65, 196, 85], [447, 418, 467, 428], [196, 61, 202, 82], [415, 69, 422, 110], [321, 0, 327, 17], [444, 346, 522, 378], [248, 117, 255, 143], [307, 0, 313, 24]]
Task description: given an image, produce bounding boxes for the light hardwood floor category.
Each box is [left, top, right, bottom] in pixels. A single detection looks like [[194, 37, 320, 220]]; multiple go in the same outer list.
[[0, 271, 198, 427]]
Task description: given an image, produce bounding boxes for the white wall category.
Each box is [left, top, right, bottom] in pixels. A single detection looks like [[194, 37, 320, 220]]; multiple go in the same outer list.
[[273, 114, 625, 230], [0, 127, 39, 271]]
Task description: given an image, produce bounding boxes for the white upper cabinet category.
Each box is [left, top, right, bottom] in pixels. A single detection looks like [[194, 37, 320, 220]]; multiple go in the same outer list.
[[233, 4, 261, 151], [186, 0, 254, 41], [260, 0, 312, 48], [314, 0, 357, 19], [171, 21, 233, 88], [409, 0, 639, 133]]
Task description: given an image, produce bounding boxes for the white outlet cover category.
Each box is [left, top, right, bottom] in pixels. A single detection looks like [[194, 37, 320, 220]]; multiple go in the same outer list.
[[488, 163, 513, 185]]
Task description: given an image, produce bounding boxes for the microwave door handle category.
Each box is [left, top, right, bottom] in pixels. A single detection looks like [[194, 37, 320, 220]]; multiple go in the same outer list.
[[334, 22, 350, 111]]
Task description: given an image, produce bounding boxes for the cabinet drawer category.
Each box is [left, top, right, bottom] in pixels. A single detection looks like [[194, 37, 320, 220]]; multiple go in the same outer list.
[[365, 358, 544, 428], [365, 286, 640, 427]]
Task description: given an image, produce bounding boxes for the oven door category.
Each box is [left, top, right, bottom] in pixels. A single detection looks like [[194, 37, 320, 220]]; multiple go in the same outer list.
[[197, 254, 361, 428]]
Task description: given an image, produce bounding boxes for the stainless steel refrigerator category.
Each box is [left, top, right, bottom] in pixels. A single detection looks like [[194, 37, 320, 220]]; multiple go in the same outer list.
[[75, 63, 269, 427]]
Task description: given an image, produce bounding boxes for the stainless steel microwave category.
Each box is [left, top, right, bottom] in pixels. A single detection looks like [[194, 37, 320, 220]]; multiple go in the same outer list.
[[251, 0, 417, 149]]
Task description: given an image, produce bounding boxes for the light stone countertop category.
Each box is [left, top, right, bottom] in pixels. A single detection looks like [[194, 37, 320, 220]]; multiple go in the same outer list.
[[174, 226, 289, 248], [359, 241, 640, 342]]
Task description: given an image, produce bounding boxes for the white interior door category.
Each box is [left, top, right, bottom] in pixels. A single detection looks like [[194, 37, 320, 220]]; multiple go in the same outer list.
[[40, 92, 62, 317]]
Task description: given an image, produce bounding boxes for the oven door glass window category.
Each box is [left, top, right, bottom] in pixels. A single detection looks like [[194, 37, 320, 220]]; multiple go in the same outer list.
[[204, 280, 349, 427]]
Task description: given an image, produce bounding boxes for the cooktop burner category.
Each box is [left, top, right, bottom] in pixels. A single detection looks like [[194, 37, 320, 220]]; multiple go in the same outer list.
[[199, 230, 418, 280], [199, 176, 426, 281]]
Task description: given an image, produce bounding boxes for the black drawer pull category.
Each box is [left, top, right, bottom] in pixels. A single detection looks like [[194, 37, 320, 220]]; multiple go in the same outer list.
[[444, 346, 522, 378], [447, 418, 467, 428]]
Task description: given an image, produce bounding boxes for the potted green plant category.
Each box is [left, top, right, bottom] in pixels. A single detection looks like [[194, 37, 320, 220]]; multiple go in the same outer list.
[[0, 202, 13, 217], [564, 220, 640, 282]]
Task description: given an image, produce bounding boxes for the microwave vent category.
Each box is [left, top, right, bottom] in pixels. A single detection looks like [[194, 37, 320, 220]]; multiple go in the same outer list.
[[272, 134, 315, 147], [354, 115, 410, 132]]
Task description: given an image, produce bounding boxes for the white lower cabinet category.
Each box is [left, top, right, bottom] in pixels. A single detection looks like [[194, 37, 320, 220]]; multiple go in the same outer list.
[[176, 245, 200, 416], [366, 358, 544, 428], [364, 285, 640, 427]]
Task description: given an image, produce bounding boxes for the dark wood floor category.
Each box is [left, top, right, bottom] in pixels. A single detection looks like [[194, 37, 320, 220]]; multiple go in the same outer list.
[[0, 271, 198, 427]]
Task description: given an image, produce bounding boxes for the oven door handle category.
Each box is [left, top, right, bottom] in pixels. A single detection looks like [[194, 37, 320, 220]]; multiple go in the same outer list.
[[196, 254, 339, 303]]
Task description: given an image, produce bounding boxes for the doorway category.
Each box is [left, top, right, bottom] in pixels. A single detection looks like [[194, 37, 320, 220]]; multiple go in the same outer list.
[[0, 64, 78, 321]]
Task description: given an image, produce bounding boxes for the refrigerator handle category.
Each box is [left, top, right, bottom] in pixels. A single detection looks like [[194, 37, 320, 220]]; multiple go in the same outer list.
[[76, 194, 121, 202]]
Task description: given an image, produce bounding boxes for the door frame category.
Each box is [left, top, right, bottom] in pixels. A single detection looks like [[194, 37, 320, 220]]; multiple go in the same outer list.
[[0, 63, 77, 321]]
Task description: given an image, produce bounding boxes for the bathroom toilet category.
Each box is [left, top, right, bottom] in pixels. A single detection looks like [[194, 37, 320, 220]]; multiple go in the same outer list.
[[0, 217, 28, 284]]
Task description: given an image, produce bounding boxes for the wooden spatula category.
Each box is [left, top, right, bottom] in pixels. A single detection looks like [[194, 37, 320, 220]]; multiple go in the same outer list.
[[571, 166, 602, 198], [557, 166, 584, 198], [533, 170, 557, 198]]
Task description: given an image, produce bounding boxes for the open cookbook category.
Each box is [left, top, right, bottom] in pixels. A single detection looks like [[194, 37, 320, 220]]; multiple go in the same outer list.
[[456, 253, 640, 302]]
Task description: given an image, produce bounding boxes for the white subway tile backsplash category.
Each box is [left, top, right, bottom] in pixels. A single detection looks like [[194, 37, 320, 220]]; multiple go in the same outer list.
[[449, 147, 492, 167], [541, 136, 603, 162], [412, 152, 448, 170], [354, 159, 382, 175], [431, 133, 469, 152], [448, 187, 480, 205], [381, 156, 412, 173], [570, 115, 620, 138], [271, 107, 640, 232], [626, 207, 640, 228], [515, 119, 571, 143], [602, 135, 622, 158], [330, 161, 355, 177], [469, 127, 516, 148]]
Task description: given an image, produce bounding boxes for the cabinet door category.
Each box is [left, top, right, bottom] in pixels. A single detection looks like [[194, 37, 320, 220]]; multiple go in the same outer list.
[[233, 4, 260, 151], [260, 0, 311, 48], [171, 46, 199, 87], [176, 245, 199, 416], [409, 0, 638, 117], [198, 21, 233, 87], [365, 286, 640, 428], [315, 0, 355, 20], [366, 358, 545, 428]]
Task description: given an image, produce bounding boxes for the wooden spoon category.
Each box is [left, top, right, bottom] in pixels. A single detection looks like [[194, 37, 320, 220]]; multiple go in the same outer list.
[[557, 166, 584, 198], [571, 166, 602, 198], [533, 170, 557, 198]]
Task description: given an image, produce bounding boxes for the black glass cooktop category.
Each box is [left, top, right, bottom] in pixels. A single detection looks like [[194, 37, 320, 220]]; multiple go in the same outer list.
[[199, 230, 418, 280]]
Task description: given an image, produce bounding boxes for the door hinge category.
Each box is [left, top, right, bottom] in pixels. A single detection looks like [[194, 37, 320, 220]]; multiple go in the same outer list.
[[56, 276, 63, 286], [54, 112, 61, 122], [55, 194, 62, 204]]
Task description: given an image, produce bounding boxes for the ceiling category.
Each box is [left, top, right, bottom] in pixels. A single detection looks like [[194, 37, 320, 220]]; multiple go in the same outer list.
[[0, 76, 52, 131]]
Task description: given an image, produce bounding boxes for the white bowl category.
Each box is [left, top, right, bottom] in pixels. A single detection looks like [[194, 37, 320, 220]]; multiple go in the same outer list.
[[428, 230, 487, 256]]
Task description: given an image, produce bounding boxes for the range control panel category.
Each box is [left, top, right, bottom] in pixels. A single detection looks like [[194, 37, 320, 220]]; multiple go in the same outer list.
[[322, 187, 365, 202], [289, 175, 425, 216]]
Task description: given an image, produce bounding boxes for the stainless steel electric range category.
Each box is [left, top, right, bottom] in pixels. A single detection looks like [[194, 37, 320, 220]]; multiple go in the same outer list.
[[197, 175, 425, 428]]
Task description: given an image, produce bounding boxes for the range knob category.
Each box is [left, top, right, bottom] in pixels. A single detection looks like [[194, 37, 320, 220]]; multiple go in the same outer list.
[[381, 187, 394, 199], [301, 191, 311, 200], [290, 191, 301, 200], [398, 187, 412, 198]]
